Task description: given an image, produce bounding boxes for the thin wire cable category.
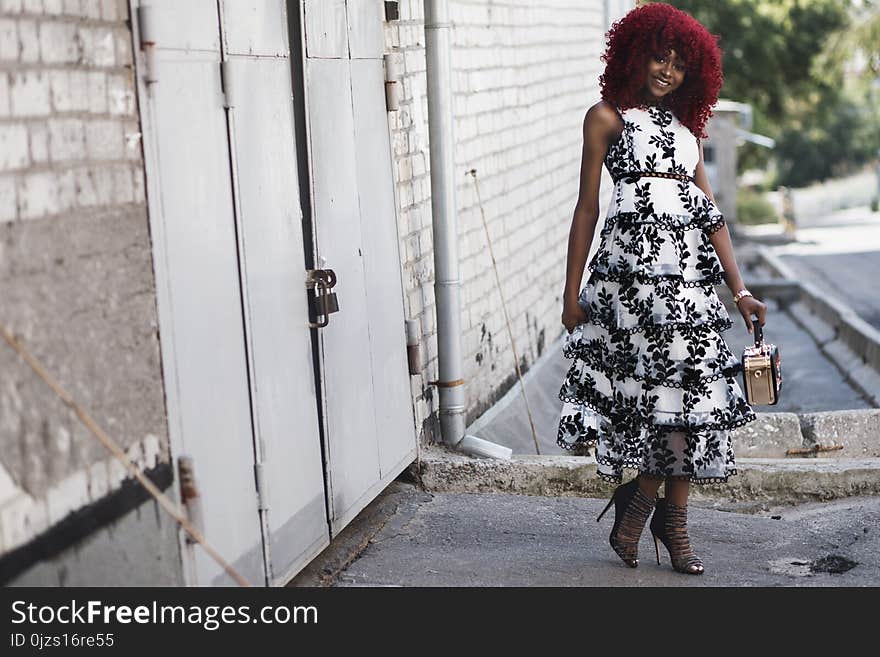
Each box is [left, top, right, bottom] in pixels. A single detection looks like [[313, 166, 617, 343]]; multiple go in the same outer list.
[[467, 168, 542, 455], [0, 322, 251, 587]]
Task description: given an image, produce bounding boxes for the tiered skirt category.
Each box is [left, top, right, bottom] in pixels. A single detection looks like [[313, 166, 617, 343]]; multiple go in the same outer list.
[[557, 180, 757, 484]]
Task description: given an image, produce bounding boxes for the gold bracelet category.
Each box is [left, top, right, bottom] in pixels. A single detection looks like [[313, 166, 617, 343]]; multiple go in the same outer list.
[[733, 289, 753, 303]]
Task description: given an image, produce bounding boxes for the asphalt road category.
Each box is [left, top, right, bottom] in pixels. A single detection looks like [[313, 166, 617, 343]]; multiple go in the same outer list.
[[290, 481, 880, 587]]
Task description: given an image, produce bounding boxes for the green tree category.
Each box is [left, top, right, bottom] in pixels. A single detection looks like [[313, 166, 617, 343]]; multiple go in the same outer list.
[[659, 0, 879, 186], [667, 0, 849, 120]]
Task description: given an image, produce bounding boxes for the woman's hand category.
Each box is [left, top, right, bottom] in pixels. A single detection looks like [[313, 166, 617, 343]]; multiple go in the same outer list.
[[736, 295, 767, 335], [562, 299, 589, 334]]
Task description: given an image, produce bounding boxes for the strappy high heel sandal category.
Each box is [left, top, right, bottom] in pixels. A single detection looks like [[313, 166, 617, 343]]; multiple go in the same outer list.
[[596, 479, 656, 568], [649, 497, 704, 575]]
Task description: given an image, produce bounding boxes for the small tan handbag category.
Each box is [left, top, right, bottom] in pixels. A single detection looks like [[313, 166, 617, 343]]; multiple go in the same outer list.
[[741, 314, 782, 406]]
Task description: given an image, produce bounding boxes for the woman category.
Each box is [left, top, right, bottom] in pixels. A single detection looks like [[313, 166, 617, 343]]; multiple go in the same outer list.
[[557, 3, 767, 575]]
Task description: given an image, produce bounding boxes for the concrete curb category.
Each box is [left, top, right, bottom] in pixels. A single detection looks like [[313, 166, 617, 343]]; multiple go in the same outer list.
[[730, 409, 880, 458], [799, 409, 880, 457], [408, 447, 880, 505], [730, 411, 803, 457]]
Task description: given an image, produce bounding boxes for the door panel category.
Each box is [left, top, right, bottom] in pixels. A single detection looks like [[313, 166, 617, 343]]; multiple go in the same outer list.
[[221, 0, 289, 57], [148, 0, 220, 52], [302, 0, 348, 58], [224, 54, 328, 585], [350, 59, 417, 477], [306, 57, 382, 519], [347, 0, 384, 59], [149, 47, 263, 587], [302, 0, 417, 535]]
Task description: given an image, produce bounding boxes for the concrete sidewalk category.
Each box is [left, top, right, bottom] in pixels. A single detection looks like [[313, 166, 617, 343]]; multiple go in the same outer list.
[[290, 480, 880, 587]]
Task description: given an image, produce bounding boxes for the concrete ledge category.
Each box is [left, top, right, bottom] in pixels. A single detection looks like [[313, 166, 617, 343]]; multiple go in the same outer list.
[[410, 449, 615, 498], [720, 409, 880, 458], [745, 278, 801, 305], [799, 409, 880, 457], [824, 338, 866, 372], [408, 447, 880, 505], [838, 311, 880, 372], [849, 364, 880, 408], [730, 412, 802, 457], [701, 458, 880, 504], [756, 248, 800, 280], [821, 340, 880, 407], [787, 300, 837, 344]]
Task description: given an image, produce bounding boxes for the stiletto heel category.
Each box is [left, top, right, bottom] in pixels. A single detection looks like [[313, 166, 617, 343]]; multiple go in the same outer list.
[[649, 497, 704, 575], [596, 496, 615, 522], [596, 479, 655, 568]]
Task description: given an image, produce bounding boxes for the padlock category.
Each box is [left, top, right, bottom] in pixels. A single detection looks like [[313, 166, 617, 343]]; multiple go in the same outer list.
[[324, 289, 339, 315], [306, 268, 340, 328]]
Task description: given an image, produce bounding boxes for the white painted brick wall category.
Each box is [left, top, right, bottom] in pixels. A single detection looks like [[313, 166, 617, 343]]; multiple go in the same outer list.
[[0, 432, 163, 554], [39, 21, 79, 63], [385, 1, 632, 443], [0, 174, 15, 220], [0, 0, 139, 227], [0, 0, 157, 555]]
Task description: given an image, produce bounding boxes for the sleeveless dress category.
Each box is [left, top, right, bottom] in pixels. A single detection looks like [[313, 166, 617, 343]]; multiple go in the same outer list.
[[556, 103, 757, 484]]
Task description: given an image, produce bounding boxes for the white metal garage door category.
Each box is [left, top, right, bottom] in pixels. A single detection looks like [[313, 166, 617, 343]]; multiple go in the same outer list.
[[134, 0, 417, 584], [301, 0, 418, 535], [134, 0, 327, 586]]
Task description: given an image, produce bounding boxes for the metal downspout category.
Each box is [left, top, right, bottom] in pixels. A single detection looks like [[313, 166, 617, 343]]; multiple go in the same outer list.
[[423, 1, 511, 460]]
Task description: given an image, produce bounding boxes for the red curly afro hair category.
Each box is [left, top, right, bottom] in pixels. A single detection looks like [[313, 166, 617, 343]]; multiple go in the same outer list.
[[599, 2, 723, 139]]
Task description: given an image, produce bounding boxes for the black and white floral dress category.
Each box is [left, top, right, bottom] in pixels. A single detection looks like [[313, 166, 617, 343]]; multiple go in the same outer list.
[[557, 103, 757, 484]]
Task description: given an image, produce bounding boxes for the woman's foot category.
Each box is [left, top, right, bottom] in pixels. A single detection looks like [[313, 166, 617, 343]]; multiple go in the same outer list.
[[650, 498, 704, 575], [597, 479, 656, 567]]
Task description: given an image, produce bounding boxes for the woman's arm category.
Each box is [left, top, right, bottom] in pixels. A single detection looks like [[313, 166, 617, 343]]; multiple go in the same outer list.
[[562, 102, 620, 331], [693, 139, 767, 332]]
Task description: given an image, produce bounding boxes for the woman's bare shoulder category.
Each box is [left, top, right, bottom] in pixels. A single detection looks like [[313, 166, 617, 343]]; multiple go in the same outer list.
[[582, 100, 623, 137]]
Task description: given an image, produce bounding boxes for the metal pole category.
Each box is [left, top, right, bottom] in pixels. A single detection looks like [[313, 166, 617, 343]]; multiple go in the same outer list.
[[423, 1, 512, 460], [424, 0, 465, 449]]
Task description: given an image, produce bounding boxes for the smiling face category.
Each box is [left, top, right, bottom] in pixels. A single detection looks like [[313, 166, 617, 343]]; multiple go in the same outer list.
[[642, 47, 686, 104]]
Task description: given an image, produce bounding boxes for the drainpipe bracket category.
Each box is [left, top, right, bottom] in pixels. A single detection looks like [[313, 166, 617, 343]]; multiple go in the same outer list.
[[427, 379, 464, 388]]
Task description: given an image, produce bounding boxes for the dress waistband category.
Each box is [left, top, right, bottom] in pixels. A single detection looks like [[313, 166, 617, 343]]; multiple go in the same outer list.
[[618, 170, 695, 183]]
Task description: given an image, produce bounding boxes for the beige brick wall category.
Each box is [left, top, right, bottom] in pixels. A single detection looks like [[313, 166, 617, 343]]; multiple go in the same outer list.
[[386, 1, 626, 442], [0, 0, 143, 221], [0, 0, 168, 558], [0, 0, 141, 223]]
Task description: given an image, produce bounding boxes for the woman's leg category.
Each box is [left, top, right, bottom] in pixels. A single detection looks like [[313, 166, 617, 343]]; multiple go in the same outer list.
[[665, 477, 689, 506], [605, 475, 657, 567], [658, 476, 703, 574], [637, 472, 663, 498]]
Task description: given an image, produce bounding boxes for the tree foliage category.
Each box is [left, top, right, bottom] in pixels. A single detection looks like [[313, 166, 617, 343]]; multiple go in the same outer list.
[[654, 0, 879, 187]]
